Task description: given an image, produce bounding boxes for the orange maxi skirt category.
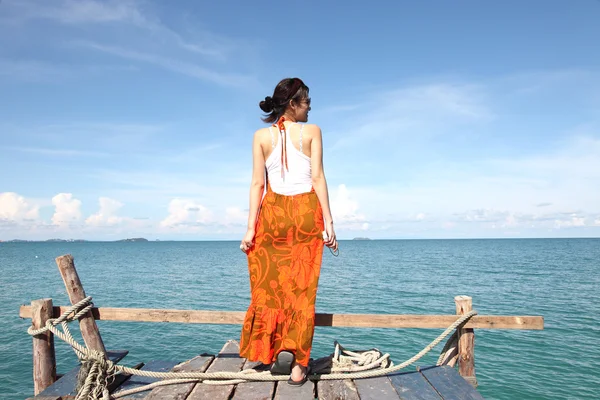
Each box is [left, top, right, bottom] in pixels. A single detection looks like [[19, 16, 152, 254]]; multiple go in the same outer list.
[[239, 186, 324, 367]]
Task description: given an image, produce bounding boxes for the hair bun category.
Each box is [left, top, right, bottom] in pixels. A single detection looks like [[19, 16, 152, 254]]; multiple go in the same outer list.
[[260, 96, 275, 112]]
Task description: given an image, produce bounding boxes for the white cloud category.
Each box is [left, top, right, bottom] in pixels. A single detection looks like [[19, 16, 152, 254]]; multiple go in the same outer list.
[[51, 193, 82, 227], [225, 207, 247, 227], [0, 192, 40, 221], [331, 184, 367, 227], [160, 199, 212, 229], [86, 197, 124, 227], [554, 214, 586, 229]]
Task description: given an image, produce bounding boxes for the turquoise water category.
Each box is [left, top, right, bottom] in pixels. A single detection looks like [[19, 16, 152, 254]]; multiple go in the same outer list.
[[1, 239, 598, 399]]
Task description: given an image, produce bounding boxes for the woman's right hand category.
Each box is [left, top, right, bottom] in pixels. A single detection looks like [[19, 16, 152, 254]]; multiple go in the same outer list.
[[324, 222, 337, 252], [240, 228, 255, 253]]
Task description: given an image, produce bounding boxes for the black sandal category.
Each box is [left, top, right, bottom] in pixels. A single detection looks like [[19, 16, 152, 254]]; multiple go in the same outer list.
[[271, 351, 294, 375], [287, 366, 310, 386]]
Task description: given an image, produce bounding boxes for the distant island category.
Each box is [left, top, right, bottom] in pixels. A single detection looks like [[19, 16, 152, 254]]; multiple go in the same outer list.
[[116, 238, 149, 242], [3, 239, 88, 243], [352, 237, 372, 240]]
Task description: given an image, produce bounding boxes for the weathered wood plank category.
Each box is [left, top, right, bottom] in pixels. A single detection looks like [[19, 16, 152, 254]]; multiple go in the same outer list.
[[273, 377, 315, 400], [419, 366, 484, 400], [187, 340, 245, 400], [353, 376, 400, 400], [55, 254, 107, 354], [32, 298, 56, 395], [35, 350, 128, 398], [318, 379, 359, 400], [388, 370, 442, 400], [455, 296, 476, 381], [19, 306, 544, 330], [108, 362, 145, 395], [144, 355, 213, 400], [232, 360, 276, 400], [113, 360, 180, 399]]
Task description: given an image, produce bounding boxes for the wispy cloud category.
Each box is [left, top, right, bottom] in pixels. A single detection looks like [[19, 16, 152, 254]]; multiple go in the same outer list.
[[327, 82, 492, 152], [4, 146, 110, 157], [1, 0, 146, 26], [0, 60, 71, 82], [7, 0, 233, 60], [75, 41, 256, 87], [1, 0, 259, 85], [0, 59, 138, 83]]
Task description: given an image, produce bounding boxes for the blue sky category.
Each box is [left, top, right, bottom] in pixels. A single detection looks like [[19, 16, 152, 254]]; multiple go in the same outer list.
[[1, 0, 599, 240]]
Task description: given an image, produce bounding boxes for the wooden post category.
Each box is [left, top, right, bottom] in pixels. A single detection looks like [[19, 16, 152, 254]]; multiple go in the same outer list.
[[454, 295, 476, 386], [32, 298, 56, 394], [55, 254, 107, 355]]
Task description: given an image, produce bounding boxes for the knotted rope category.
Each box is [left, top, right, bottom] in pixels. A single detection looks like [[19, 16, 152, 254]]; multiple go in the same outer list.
[[28, 297, 477, 399]]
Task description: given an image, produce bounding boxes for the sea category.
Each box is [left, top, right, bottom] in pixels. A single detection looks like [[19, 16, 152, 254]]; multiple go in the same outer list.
[[1, 239, 598, 399]]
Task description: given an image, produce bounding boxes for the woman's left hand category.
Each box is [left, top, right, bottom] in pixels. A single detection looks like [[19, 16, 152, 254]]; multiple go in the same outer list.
[[324, 222, 338, 252], [240, 228, 255, 253]]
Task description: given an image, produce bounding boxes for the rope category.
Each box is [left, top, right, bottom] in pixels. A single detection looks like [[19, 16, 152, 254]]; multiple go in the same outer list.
[[28, 297, 477, 399]]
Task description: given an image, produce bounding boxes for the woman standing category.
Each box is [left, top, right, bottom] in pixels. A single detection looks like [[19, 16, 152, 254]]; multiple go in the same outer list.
[[239, 78, 337, 385]]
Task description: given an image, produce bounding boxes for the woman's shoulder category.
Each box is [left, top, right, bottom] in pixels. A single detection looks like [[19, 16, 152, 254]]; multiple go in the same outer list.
[[300, 123, 322, 136], [253, 126, 272, 140]]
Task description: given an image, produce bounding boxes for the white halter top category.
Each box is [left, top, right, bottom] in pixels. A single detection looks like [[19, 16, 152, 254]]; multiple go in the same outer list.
[[265, 123, 312, 196]]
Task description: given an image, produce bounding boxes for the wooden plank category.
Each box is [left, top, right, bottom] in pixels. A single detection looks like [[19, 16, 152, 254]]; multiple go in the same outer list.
[[273, 377, 315, 400], [112, 360, 180, 399], [35, 350, 128, 398], [27, 397, 61, 400], [419, 366, 484, 400], [232, 360, 276, 400], [317, 379, 359, 400], [388, 370, 442, 400], [353, 376, 400, 400], [187, 340, 246, 400], [55, 255, 106, 354], [108, 363, 145, 395], [145, 355, 213, 400], [31, 299, 57, 394], [19, 306, 544, 330]]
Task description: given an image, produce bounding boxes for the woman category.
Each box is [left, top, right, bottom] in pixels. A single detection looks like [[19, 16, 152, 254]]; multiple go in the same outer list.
[[239, 77, 337, 385]]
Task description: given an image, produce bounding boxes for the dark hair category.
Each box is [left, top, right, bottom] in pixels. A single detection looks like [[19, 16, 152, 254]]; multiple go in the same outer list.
[[259, 77, 310, 123]]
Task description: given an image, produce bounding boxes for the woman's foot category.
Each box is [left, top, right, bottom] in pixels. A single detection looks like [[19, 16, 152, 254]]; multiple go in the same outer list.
[[288, 362, 309, 385]]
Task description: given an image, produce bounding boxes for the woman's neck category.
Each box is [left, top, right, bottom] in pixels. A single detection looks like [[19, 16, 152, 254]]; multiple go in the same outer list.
[[281, 113, 297, 123]]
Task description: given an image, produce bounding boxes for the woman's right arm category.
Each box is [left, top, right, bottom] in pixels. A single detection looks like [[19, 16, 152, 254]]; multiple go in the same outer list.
[[309, 125, 337, 250], [241, 130, 266, 252]]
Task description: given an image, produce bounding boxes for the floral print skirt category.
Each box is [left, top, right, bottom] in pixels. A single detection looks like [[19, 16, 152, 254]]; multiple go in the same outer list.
[[239, 186, 324, 367]]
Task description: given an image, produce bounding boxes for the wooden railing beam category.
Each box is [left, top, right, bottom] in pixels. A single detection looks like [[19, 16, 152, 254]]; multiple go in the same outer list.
[[19, 306, 544, 330]]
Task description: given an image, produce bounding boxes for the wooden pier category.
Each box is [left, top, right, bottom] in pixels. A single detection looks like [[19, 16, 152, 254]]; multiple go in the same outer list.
[[21, 255, 544, 399], [30, 340, 487, 400]]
